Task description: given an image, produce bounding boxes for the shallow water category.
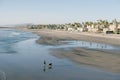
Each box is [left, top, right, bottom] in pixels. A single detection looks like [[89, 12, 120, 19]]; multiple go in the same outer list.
[[56, 40, 120, 50], [0, 29, 120, 80]]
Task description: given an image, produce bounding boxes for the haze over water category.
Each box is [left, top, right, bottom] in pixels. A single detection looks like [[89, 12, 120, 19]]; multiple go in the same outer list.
[[0, 29, 120, 80]]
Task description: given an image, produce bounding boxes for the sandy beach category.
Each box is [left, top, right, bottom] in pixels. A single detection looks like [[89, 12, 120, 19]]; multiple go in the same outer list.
[[16, 27, 120, 46], [15, 27, 120, 73]]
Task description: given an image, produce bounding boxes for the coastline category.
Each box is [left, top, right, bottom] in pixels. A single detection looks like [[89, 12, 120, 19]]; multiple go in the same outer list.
[[15, 27, 120, 73], [15, 27, 120, 46]]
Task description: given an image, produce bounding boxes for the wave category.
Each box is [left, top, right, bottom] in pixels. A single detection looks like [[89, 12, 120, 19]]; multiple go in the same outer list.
[[9, 32, 21, 37]]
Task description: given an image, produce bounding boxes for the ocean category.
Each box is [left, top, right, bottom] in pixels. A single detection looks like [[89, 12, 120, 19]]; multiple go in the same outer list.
[[0, 29, 120, 80]]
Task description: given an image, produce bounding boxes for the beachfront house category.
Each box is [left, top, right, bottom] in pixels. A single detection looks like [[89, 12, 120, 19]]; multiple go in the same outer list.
[[103, 28, 109, 33], [77, 28, 83, 32], [87, 25, 92, 32], [109, 24, 116, 32], [64, 24, 75, 32], [116, 24, 120, 34], [87, 25, 97, 32], [91, 25, 100, 33], [102, 24, 115, 34], [68, 28, 75, 32], [104, 24, 120, 34]]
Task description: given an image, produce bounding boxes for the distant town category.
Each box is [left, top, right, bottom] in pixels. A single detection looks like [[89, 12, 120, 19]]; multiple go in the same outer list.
[[26, 19, 120, 34]]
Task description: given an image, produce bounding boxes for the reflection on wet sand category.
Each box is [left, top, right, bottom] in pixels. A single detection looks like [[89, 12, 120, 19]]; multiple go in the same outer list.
[[36, 36, 119, 50], [57, 40, 118, 50], [43, 65, 46, 72]]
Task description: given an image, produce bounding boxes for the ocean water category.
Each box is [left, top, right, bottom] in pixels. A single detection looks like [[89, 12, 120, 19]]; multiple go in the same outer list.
[[0, 29, 120, 80]]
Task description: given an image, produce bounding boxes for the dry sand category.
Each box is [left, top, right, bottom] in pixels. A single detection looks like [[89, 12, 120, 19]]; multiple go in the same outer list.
[[15, 27, 120, 73]]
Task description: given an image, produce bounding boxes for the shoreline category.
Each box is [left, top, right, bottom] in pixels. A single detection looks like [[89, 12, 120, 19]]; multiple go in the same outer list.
[[15, 27, 120, 46], [14, 27, 120, 73]]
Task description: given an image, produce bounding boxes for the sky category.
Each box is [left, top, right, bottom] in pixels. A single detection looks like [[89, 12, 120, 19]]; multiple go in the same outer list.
[[0, 0, 120, 25]]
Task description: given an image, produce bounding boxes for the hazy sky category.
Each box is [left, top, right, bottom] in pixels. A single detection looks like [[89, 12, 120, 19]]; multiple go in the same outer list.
[[0, 0, 120, 25]]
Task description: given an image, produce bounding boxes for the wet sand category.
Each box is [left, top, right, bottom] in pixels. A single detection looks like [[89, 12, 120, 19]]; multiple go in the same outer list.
[[15, 28, 120, 73], [50, 48, 120, 73]]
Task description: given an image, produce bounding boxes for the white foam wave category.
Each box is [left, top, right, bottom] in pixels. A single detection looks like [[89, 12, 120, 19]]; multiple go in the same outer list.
[[9, 32, 21, 37]]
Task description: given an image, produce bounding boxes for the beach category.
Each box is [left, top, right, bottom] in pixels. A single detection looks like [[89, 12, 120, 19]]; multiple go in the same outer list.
[[15, 27, 120, 46], [15, 27, 120, 73]]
